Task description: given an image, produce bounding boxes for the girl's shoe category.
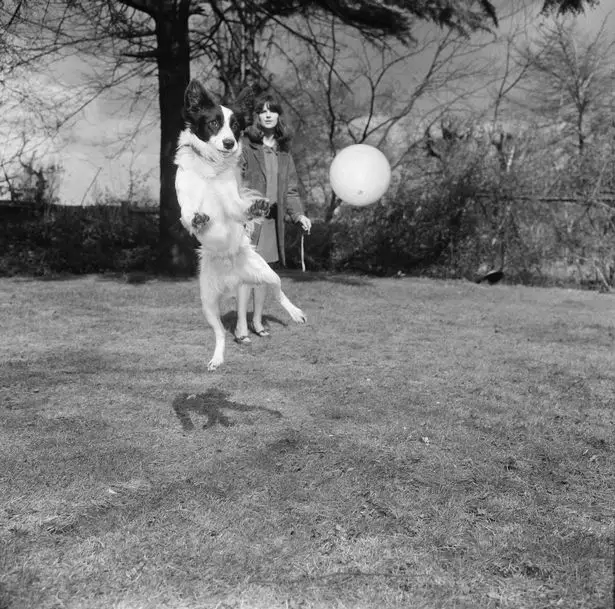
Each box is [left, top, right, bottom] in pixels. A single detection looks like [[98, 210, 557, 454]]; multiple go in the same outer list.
[[250, 324, 271, 337]]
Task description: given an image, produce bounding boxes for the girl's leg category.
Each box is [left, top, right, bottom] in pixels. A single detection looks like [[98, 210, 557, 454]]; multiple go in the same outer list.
[[252, 285, 268, 334], [235, 284, 252, 340]]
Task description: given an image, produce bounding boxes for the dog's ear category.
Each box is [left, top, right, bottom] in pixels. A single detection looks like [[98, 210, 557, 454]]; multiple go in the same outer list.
[[184, 79, 215, 114]]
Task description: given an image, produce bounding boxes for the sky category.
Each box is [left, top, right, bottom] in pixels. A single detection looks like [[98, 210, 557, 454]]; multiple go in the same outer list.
[[1, 0, 612, 207]]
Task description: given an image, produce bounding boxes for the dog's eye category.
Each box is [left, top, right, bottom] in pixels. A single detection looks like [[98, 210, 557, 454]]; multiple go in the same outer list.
[[209, 119, 220, 129]]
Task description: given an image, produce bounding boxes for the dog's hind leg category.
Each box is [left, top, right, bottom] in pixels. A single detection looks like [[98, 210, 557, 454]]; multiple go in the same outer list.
[[272, 281, 307, 325], [200, 292, 227, 371], [237, 250, 307, 324]]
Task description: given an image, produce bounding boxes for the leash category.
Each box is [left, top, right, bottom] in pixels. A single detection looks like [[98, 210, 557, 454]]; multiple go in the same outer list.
[[300, 226, 310, 272], [300, 233, 306, 272]]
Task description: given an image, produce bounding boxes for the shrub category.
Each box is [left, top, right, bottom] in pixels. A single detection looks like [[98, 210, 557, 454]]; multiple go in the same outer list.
[[327, 150, 495, 277], [0, 204, 159, 277], [284, 221, 335, 271]]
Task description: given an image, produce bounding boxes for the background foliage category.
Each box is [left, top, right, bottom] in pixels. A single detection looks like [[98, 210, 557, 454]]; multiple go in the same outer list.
[[0, 202, 160, 277], [0, 2, 613, 288]]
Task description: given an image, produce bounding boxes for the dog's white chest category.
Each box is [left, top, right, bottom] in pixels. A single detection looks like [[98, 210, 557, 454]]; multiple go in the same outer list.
[[175, 165, 248, 253]]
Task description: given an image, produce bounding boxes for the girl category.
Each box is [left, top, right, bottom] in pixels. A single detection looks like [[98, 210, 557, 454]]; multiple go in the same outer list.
[[235, 92, 311, 343]]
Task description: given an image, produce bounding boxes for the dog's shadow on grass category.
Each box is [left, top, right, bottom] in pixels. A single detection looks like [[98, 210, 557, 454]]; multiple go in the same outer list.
[[172, 388, 282, 431], [220, 310, 286, 332]]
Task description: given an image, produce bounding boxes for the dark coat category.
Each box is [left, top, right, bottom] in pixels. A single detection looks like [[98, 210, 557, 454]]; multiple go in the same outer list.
[[240, 136, 304, 266]]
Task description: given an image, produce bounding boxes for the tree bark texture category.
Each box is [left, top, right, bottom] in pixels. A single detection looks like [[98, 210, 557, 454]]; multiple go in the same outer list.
[[154, 0, 196, 275]]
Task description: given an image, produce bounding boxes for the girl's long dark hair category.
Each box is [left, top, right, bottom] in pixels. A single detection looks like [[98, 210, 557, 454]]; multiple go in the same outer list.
[[244, 92, 292, 152]]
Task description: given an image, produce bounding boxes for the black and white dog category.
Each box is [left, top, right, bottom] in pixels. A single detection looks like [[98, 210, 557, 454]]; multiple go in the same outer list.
[[174, 79, 306, 370]]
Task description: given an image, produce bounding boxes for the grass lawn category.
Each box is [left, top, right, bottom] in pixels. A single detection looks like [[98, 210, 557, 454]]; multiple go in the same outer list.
[[0, 272, 613, 609]]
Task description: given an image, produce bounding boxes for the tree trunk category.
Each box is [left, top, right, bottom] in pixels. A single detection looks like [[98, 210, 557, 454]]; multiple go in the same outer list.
[[155, 0, 196, 275]]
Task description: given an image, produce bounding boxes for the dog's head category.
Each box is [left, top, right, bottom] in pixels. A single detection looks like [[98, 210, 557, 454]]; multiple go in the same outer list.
[[183, 80, 248, 156]]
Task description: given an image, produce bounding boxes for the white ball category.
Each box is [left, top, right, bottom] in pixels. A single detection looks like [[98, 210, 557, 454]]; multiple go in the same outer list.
[[329, 144, 391, 206]]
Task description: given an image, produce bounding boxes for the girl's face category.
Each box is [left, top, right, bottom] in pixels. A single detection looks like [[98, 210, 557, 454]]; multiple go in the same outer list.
[[258, 102, 279, 131]]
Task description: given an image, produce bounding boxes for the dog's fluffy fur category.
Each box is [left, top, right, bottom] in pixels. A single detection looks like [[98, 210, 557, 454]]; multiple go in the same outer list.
[[174, 79, 306, 370]]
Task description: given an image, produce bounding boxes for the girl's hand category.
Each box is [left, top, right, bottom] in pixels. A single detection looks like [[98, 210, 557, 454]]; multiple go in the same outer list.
[[297, 215, 312, 234]]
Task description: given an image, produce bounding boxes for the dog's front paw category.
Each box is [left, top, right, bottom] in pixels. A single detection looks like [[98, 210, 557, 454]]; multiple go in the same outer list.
[[192, 212, 210, 231], [247, 198, 270, 220]]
